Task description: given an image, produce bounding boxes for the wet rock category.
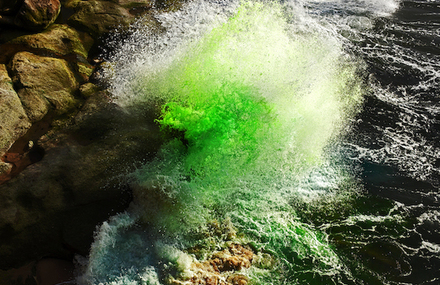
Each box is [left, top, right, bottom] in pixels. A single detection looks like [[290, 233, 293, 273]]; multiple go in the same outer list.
[[226, 274, 249, 285], [15, 0, 61, 31], [0, 0, 188, 274], [0, 64, 31, 177], [210, 244, 253, 272], [169, 244, 253, 285], [114, 0, 153, 7], [9, 51, 80, 123], [1, 114, 52, 185]]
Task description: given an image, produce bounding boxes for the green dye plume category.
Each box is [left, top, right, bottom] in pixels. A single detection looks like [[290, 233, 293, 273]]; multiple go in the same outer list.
[[83, 1, 364, 284]]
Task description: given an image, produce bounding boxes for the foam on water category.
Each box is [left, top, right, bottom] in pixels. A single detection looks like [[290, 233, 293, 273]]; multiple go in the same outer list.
[[77, 0, 431, 284]]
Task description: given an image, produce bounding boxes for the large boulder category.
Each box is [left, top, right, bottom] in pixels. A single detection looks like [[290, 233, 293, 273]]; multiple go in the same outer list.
[[0, 64, 31, 177], [14, 0, 61, 31], [9, 51, 80, 123]]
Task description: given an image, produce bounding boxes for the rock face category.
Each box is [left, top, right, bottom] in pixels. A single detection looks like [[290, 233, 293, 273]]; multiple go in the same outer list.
[[10, 51, 80, 123], [0, 64, 31, 177], [14, 0, 61, 31]]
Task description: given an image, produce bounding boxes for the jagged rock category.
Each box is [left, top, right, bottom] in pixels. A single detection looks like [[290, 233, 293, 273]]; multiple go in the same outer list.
[[9, 51, 80, 123], [210, 244, 253, 272], [0, 0, 187, 276], [0, 64, 31, 177], [169, 244, 253, 285], [14, 0, 61, 31]]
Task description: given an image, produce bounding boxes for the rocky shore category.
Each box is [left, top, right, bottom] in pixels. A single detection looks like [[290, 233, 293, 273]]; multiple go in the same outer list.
[[0, 0, 185, 283]]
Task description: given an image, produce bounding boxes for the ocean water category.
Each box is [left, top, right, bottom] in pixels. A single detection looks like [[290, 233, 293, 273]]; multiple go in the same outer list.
[[76, 0, 440, 284]]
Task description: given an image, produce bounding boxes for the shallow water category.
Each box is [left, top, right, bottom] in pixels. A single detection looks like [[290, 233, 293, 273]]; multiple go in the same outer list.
[[77, 0, 440, 284]]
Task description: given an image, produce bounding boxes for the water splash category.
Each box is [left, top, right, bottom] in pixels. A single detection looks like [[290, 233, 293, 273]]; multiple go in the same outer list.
[[79, 1, 366, 284]]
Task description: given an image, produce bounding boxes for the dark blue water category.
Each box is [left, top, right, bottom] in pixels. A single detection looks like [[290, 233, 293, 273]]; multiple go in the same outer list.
[[334, 0, 440, 283]]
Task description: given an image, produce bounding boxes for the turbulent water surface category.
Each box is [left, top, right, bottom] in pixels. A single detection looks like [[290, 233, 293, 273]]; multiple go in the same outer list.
[[77, 0, 440, 284]]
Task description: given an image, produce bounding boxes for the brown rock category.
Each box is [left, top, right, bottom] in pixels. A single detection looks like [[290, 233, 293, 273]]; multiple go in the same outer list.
[[211, 244, 253, 272], [113, 0, 154, 15], [9, 51, 80, 122], [0, 64, 31, 176], [168, 244, 253, 285], [0, 24, 95, 81], [68, 0, 133, 38], [8, 24, 94, 59], [227, 274, 248, 285], [14, 0, 61, 31], [79, 82, 101, 98]]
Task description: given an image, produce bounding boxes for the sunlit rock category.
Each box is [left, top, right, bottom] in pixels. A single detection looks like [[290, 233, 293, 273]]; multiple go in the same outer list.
[[168, 244, 253, 285], [7, 24, 94, 59], [9, 51, 80, 122], [67, 0, 134, 38], [0, 64, 31, 177]]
